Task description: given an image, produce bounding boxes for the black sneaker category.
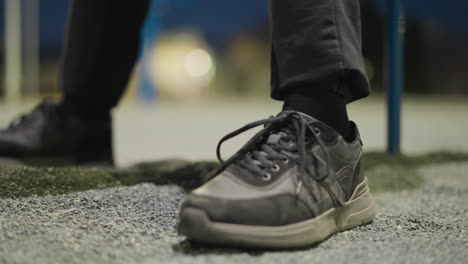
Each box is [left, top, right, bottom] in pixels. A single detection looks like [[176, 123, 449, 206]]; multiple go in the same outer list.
[[177, 111, 375, 248], [0, 99, 113, 166]]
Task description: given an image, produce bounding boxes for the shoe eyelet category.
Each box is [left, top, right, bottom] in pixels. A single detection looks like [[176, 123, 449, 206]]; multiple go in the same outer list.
[[272, 164, 280, 172], [281, 156, 289, 164], [314, 127, 321, 136], [262, 173, 272, 181]]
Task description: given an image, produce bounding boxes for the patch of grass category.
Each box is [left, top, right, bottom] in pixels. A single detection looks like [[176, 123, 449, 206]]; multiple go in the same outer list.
[[0, 166, 120, 198], [0, 160, 218, 199], [1, 152, 467, 199], [363, 152, 468, 192]]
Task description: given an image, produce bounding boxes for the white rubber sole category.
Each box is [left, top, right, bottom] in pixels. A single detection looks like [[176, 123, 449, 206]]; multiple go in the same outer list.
[[178, 179, 376, 248]]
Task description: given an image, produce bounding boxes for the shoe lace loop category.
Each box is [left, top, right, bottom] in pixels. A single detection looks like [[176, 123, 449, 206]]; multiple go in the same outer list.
[[213, 112, 331, 193]]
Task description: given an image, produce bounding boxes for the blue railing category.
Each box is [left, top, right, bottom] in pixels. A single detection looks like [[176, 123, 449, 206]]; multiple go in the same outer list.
[[386, 0, 404, 154]]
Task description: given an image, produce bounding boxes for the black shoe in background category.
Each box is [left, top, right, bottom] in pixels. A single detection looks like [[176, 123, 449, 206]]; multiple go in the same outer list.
[[0, 99, 113, 166]]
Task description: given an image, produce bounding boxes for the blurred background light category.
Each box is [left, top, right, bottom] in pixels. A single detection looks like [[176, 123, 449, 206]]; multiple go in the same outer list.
[[148, 33, 215, 99], [184, 48, 213, 78]]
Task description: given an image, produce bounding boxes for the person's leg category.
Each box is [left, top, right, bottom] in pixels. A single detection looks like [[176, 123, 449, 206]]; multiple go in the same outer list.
[[0, 0, 150, 166], [60, 0, 150, 120], [178, 0, 375, 248], [270, 0, 369, 140]]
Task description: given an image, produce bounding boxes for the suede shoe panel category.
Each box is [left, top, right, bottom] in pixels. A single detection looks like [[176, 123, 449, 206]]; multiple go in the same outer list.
[[193, 167, 298, 200], [183, 194, 314, 226]]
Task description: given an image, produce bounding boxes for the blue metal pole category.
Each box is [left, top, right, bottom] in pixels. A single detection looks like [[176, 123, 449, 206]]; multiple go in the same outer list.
[[386, 0, 404, 154], [138, 0, 161, 105]]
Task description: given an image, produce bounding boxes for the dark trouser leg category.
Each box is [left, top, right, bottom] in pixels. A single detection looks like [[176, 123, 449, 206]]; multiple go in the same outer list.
[[60, 0, 150, 119], [270, 0, 369, 102], [269, 0, 369, 139]]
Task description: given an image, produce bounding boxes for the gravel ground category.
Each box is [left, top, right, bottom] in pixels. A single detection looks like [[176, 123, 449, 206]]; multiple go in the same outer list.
[[1, 162, 467, 264]]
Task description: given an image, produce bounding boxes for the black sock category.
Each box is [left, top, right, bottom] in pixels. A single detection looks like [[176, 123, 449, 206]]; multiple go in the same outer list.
[[283, 88, 352, 141]]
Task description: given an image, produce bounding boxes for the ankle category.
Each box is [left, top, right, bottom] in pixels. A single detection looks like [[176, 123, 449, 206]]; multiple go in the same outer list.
[[282, 87, 353, 141]]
